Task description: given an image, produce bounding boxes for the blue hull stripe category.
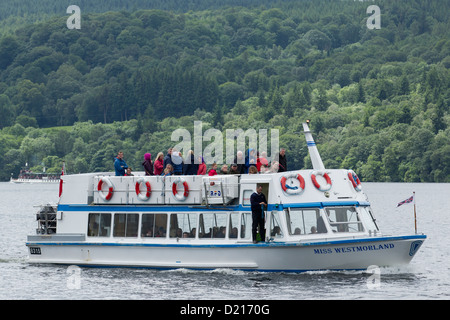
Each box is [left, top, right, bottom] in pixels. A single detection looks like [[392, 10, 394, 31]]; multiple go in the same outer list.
[[58, 201, 370, 213], [27, 234, 426, 248]]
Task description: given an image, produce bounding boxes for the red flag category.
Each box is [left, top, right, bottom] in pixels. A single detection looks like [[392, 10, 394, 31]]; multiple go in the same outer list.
[[59, 162, 65, 197]]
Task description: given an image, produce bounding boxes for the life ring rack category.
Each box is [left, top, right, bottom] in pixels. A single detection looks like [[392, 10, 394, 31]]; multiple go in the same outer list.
[[172, 177, 189, 201], [97, 177, 114, 201], [311, 171, 332, 192], [135, 178, 152, 200], [280, 173, 305, 195], [348, 170, 362, 192]]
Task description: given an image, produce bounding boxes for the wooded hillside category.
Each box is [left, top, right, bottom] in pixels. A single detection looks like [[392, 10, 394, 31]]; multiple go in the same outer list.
[[0, 0, 449, 182]]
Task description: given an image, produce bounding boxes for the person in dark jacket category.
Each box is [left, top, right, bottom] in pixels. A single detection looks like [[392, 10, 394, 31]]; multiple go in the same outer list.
[[114, 151, 128, 176], [142, 153, 153, 176], [171, 150, 184, 175], [163, 148, 173, 170], [233, 151, 245, 174], [244, 148, 257, 173], [183, 150, 198, 175], [250, 185, 267, 243], [229, 163, 240, 174], [276, 148, 287, 172]]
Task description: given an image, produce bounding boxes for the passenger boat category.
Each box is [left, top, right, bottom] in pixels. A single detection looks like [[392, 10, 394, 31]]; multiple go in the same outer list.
[[26, 122, 426, 272], [10, 170, 60, 184]]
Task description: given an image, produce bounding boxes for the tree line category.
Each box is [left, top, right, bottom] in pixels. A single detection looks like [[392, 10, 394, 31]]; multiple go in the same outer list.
[[0, 0, 449, 182]]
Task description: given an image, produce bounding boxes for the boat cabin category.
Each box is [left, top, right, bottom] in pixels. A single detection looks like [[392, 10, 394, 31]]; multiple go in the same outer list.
[[42, 169, 379, 244]]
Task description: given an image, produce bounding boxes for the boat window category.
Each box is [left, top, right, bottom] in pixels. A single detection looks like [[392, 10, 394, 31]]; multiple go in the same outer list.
[[325, 207, 364, 233], [229, 213, 239, 238], [113, 213, 139, 237], [199, 213, 227, 239], [169, 213, 198, 238], [240, 213, 251, 239], [286, 208, 320, 235], [141, 214, 167, 238], [270, 212, 283, 238], [87, 213, 111, 237], [359, 206, 379, 232], [242, 190, 253, 206]]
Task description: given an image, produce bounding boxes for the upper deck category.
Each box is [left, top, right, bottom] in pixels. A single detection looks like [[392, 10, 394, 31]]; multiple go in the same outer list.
[[58, 168, 368, 209]]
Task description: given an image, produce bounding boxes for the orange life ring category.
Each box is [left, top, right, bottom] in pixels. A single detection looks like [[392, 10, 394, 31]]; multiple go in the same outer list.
[[348, 170, 362, 192], [172, 177, 189, 201], [97, 177, 114, 201], [135, 178, 152, 200], [311, 171, 332, 192], [280, 174, 305, 195]]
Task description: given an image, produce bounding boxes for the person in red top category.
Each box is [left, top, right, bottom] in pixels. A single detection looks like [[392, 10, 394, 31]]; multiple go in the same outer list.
[[153, 152, 164, 176], [208, 163, 218, 176], [259, 151, 269, 170], [197, 156, 206, 175]]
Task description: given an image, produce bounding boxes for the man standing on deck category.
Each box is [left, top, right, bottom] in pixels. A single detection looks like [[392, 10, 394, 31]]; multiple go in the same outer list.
[[276, 148, 287, 172], [114, 151, 128, 176], [250, 184, 267, 243]]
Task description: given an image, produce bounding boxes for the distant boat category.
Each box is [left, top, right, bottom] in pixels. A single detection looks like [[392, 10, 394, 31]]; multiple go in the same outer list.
[[10, 168, 60, 184]]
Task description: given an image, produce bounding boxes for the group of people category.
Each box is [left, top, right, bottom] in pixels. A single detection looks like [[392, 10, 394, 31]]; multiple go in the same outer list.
[[113, 148, 288, 177], [114, 150, 283, 244]]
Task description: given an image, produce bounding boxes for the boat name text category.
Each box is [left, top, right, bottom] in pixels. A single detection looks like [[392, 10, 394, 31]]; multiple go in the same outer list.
[[314, 243, 395, 254]]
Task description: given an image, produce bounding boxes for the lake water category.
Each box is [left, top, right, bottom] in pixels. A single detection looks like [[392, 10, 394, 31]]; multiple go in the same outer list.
[[0, 181, 449, 301]]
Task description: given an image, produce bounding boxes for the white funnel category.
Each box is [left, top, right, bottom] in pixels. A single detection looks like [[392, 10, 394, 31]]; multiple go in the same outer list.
[[302, 122, 325, 170]]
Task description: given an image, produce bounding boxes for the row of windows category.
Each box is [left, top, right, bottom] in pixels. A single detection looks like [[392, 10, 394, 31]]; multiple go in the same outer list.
[[87, 206, 375, 240], [87, 212, 253, 240], [285, 207, 373, 235]]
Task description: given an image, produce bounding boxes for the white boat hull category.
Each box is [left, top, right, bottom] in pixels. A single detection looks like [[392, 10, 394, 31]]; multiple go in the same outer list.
[[10, 178, 59, 184], [26, 235, 425, 272]]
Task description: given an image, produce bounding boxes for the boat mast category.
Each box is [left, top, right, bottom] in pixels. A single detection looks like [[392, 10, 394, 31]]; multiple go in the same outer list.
[[302, 120, 325, 171]]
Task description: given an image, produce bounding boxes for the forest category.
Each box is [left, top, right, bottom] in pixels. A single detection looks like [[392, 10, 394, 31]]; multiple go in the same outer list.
[[0, 0, 449, 182]]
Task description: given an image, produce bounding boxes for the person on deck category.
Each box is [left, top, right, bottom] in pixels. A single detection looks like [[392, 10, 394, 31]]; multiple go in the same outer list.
[[250, 184, 267, 243], [208, 163, 218, 176], [163, 148, 173, 170], [183, 150, 198, 175], [171, 150, 184, 175], [244, 149, 257, 173], [197, 156, 206, 175], [142, 153, 153, 176], [234, 151, 245, 174], [153, 152, 164, 176], [276, 148, 287, 172], [114, 151, 128, 176]]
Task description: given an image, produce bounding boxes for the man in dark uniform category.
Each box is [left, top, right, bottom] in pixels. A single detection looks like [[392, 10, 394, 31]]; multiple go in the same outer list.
[[250, 184, 267, 243]]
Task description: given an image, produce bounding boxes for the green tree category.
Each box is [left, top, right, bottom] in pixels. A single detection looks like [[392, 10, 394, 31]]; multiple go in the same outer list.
[[0, 35, 19, 69], [0, 94, 14, 128]]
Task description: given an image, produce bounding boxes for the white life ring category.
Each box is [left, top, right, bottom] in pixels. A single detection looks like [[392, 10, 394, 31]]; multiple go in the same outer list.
[[311, 171, 332, 192], [97, 177, 114, 201], [172, 177, 189, 201], [135, 177, 152, 200], [280, 174, 305, 195], [348, 170, 362, 192]]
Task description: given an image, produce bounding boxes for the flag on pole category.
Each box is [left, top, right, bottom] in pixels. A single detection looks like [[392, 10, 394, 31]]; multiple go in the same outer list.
[[59, 162, 65, 197], [397, 195, 413, 207]]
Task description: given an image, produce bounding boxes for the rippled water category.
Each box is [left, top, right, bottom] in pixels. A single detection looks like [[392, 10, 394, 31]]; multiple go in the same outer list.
[[0, 182, 449, 300]]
